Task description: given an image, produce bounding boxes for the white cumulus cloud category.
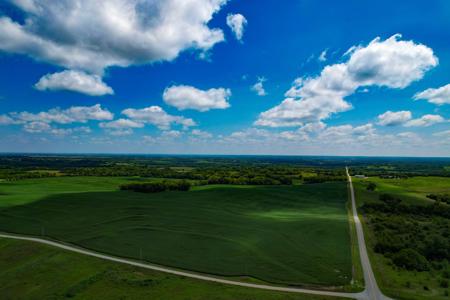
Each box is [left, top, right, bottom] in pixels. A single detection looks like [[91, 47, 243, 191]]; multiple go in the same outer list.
[[346, 34, 438, 88], [404, 114, 445, 127], [3, 104, 113, 125], [0, 104, 112, 135], [35, 70, 113, 96], [413, 83, 450, 105], [99, 118, 144, 136], [251, 77, 267, 96], [163, 85, 231, 111], [226, 13, 247, 41], [255, 34, 437, 128], [23, 121, 90, 136], [0, 0, 228, 74], [122, 106, 196, 130], [191, 129, 213, 139], [377, 111, 412, 126], [99, 119, 144, 129]]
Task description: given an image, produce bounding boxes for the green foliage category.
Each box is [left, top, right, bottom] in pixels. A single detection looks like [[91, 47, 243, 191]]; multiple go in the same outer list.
[[366, 182, 376, 191], [354, 175, 450, 299], [392, 248, 429, 271], [120, 180, 191, 193], [427, 193, 450, 204]]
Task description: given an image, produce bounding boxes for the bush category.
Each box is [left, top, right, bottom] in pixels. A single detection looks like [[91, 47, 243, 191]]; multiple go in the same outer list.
[[366, 182, 377, 191], [392, 248, 429, 271], [427, 193, 450, 204]]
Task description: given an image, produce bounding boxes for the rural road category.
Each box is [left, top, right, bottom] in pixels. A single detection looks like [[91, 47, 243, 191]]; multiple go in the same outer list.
[[346, 167, 392, 300], [0, 232, 364, 299], [0, 168, 392, 300]]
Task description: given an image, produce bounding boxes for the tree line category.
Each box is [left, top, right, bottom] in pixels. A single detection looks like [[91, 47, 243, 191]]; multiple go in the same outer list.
[[120, 180, 191, 193]]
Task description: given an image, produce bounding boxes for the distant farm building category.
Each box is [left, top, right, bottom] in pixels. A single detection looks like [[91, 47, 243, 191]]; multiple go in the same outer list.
[[354, 175, 367, 179]]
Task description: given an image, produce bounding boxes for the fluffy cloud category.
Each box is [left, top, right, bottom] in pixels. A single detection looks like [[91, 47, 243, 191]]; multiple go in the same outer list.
[[377, 111, 445, 127], [35, 70, 113, 96], [404, 114, 445, 127], [345, 34, 438, 88], [23, 121, 51, 133], [161, 130, 182, 139], [99, 118, 144, 136], [23, 121, 91, 136], [223, 123, 376, 146], [0, 0, 228, 74], [163, 85, 231, 111], [191, 129, 213, 139], [122, 106, 196, 130], [227, 128, 272, 142], [108, 129, 133, 136], [226, 13, 247, 41], [251, 77, 267, 96], [1, 104, 113, 125], [255, 35, 437, 127], [377, 110, 412, 126], [0, 104, 111, 136], [298, 122, 327, 134], [413, 84, 450, 105], [99, 119, 144, 129], [397, 131, 421, 140], [279, 130, 309, 141], [319, 123, 376, 141]]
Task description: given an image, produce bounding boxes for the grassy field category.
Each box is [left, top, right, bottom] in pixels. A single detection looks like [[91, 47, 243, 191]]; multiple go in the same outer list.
[[0, 177, 352, 287], [355, 176, 450, 205], [0, 238, 347, 300], [353, 176, 450, 300]]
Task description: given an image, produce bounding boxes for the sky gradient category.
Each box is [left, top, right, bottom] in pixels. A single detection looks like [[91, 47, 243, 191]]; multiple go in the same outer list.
[[0, 0, 449, 156]]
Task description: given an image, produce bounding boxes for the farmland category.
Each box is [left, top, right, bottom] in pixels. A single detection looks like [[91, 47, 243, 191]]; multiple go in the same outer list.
[[0, 238, 344, 300], [0, 176, 352, 287]]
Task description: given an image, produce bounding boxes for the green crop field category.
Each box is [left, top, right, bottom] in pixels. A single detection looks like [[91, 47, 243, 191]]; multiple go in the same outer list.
[[0, 177, 352, 287], [0, 238, 346, 300]]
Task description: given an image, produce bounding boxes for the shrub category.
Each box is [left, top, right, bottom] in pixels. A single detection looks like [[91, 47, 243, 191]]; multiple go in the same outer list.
[[392, 248, 429, 271], [366, 182, 377, 191]]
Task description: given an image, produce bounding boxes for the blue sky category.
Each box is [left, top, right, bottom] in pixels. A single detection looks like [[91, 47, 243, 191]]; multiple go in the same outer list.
[[0, 0, 449, 156]]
